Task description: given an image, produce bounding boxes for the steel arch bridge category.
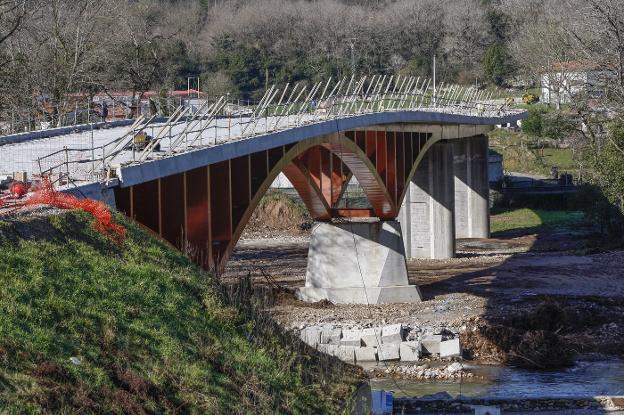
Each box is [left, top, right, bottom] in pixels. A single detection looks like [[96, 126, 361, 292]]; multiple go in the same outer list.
[[112, 118, 504, 272], [5, 75, 526, 303]]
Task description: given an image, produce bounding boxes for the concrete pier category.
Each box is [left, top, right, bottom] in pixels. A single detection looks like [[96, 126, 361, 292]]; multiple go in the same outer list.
[[398, 142, 455, 259], [297, 221, 422, 304], [453, 135, 490, 239]]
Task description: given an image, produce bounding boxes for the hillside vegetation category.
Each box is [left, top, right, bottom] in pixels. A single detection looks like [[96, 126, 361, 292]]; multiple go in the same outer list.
[[244, 190, 312, 237], [0, 210, 363, 414]]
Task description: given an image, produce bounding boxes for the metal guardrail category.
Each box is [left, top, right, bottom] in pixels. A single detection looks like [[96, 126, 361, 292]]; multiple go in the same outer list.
[[502, 175, 578, 191], [35, 75, 523, 185]]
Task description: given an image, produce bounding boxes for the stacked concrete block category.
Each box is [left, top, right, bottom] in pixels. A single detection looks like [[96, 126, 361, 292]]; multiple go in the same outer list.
[[317, 344, 332, 354], [300, 326, 322, 347], [341, 329, 363, 347], [298, 324, 461, 365], [440, 338, 462, 358], [355, 347, 378, 362], [378, 343, 400, 361], [320, 327, 342, 345], [381, 324, 404, 344], [334, 346, 357, 363], [399, 341, 421, 362], [421, 334, 443, 355], [361, 327, 382, 347], [320, 344, 356, 363]]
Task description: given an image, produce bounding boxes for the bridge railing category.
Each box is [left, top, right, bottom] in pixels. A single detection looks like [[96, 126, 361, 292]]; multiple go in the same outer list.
[[36, 75, 522, 185]]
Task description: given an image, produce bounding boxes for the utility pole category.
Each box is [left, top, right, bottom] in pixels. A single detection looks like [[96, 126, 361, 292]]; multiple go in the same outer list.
[[349, 38, 357, 76], [433, 55, 437, 106]]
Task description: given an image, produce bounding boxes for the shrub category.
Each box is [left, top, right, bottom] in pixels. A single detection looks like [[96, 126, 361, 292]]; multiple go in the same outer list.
[[522, 93, 539, 105], [521, 104, 549, 136]]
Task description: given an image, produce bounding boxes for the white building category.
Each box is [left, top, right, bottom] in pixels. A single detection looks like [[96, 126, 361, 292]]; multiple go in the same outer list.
[[541, 61, 612, 107]]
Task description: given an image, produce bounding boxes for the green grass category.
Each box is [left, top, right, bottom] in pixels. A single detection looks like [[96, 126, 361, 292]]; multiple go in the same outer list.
[[490, 129, 546, 175], [489, 128, 580, 177], [540, 147, 577, 171], [491, 208, 586, 235], [0, 211, 362, 414]]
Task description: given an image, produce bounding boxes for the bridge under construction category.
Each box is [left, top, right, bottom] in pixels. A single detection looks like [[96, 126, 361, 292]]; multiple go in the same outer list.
[[0, 75, 526, 304]]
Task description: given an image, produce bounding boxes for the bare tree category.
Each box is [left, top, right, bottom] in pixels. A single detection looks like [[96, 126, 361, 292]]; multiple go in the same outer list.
[[0, 0, 27, 48], [100, 0, 187, 116]]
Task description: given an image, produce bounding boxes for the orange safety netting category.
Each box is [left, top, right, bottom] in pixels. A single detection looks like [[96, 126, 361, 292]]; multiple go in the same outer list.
[[1, 178, 125, 243]]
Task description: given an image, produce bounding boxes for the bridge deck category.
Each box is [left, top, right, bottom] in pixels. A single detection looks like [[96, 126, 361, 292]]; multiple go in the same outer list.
[[0, 115, 309, 178], [0, 108, 525, 189]]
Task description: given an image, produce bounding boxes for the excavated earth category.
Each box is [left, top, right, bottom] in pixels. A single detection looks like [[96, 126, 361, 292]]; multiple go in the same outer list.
[[225, 225, 624, 368]]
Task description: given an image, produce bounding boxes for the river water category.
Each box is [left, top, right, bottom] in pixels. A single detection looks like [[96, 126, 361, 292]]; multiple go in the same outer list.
[[370, 359, 624, 399]]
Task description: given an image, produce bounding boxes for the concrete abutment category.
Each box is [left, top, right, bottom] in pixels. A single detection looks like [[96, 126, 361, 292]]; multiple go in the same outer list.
[[297, 220, 422, 304]]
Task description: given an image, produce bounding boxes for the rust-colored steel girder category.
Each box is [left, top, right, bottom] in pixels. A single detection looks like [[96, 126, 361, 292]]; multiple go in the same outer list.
[[114, 128, 435, 272]]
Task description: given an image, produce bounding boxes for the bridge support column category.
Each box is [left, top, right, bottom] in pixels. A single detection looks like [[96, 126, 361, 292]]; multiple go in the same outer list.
[[453, 135, 490, 239], [399, 141, 455, 259], [297, 220, 422, 304]]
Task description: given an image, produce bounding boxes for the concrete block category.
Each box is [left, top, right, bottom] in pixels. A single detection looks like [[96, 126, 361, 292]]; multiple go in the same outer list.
[[333, 346, 356, 363], [300, 326, 321, 347], [341, 329, 363, 347], [399, 341, 421, 362], [361, 327, 382, 347], [320, 327, 342, 345], [421, 335, 442, 355], [381, 324, 404, 344], [355, 347, 378, 362], [316, 344, 328, 353], [440, 338, 461, 358], [377, 343, 400, 361]]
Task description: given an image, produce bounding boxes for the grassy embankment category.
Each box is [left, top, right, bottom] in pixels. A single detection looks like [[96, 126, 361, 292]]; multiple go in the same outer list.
[[0, 210, 363, 414], [491, 208, 586, 235], [489, 128, 578, 177]]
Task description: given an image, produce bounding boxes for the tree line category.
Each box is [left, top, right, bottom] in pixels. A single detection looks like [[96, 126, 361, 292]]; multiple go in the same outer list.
[[3, 0, 624, 235], [0, 0, 518, 117]]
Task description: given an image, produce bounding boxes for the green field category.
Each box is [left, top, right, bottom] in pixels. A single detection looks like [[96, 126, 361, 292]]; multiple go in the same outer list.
[[0, 211, 361, 414], [491, 208, 586, 235], [540, 147, 577, 171], [490, 128, 579, 177]]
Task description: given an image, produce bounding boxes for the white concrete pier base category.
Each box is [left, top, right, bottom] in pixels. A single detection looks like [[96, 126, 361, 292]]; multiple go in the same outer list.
[[297, 221, 422, 304]]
